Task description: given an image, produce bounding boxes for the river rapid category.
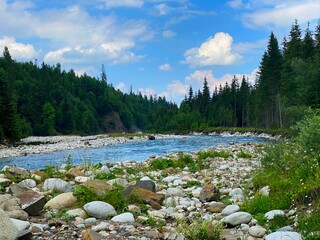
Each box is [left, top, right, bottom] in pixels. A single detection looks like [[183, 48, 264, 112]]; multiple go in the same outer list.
[[0, 134, 268, 170]]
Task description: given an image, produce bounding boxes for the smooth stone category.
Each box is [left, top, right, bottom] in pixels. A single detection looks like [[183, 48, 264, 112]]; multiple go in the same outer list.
[[82, 229, 105, 240], [0, 209, 19, 240], [81, 179, 114, 196], [84, 218, 97, 227], [277, 226, 294, 232], [199, 183, 220, 202], [66, 208, 87, 218], [18, 179, 37, 189], [75, 176, 92, 183], [173, 179, 184, 186], [140, 176, 152, 181], [44, 192, 77, 210], [265, 210, 285, 220], [221, 204, 240, 216], [43, 178, 72, 192], [222, 212, 252, 227], [0, 194, 28, 220], [265, 232, 303, 240], [106, 178, 128, 188], [84, 201, 117, 219], [91, 221, 109, 231], [166, 187, 186, 197], [191, 187, 202, 198], [123, 180, 156, 195], [127, 188, 164, 210], [100, 165, 110, 174], [162, 176, 179, 183], [229, 188, 243, 197], [206, 201, 225, 213], [249, 225, 267, 238], [11, 218, 30, 232], [111, 212, 135, 223]]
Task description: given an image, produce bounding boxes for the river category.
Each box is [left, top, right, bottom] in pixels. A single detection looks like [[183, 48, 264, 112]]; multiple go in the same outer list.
[[0, 135, 267, 170]]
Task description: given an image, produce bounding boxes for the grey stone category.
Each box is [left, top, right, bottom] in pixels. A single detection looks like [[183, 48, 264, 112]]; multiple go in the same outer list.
[[222, 211, 252, 227], [221, 204, 240, 216], [111, 212, 135, 223], [100, 165, 110, 174], [265, 210, 285, 220], [0, 208, 19, 240], [84, 201, 117, 219], [43, 178, 72, 192], [229, 188, 243, 197], [0, 194, 28, 220], [18, 179, 37, 189], [66, 208, 87, 218], [10, 218, 30, 232], [17, 190, 46, 216], [249, 226, 267, 238], [265, 232, 302, 240]]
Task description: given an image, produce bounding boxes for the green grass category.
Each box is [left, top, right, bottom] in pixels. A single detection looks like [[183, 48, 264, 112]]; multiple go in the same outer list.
[[242, 115, 320, 238], [197, 150, 231, 160]]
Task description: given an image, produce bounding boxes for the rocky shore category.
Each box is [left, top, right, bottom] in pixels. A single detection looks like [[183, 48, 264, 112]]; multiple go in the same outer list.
[[0, 134, 182, 159], [0, 142, 302, 240]]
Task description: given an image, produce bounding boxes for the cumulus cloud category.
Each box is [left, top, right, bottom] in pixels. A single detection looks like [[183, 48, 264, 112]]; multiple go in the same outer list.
[[0, 1, 151, 66], [227, 0, 243, 9], [155, 3, 171, 15], [163, 30, 176, 38], [183, 32, 242, 67], [0, 36, 36, 59], [242, 1, 320, 29], [116, 82, 127, 92], [159, 63, 172, 71]]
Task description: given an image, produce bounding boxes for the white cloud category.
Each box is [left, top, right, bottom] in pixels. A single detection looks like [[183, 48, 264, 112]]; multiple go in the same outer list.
[[155, 3, 171, 15], [183, 32, 242, 67], [227, 0, 243, 9], [0, 1, 151, 66], [116, 82, 127, 92], [243, 1, 320, 29], [137, 87, 156, 97], [0, 36, 36, 59], [159, 63, 172, 71], [102, 0, 144, 8], [163, 30, 176, 38]]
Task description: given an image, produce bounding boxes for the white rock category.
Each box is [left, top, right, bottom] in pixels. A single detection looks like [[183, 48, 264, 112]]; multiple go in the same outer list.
[[140, 176, 152, 181], [43, 178, 72, 192], [92, 221, 109, 231], [229, 188, 243, 197], [166, 188, 186, 197], [265, 210, 285, 220], [191, 187, 202, 198], [221, 204, 240, 216], [10, 218, 30, 232], [0, 209, 19, 240], [45, 192, 77, 210], [265, 232, 303, 240], [162, 176, 179, 183], [249, 226, 267, 238], [222, 212, 252, 226], [173, 179, 184, 186], [111, 212, 135, 223], [18, 179, 37, 188], [148, 210, 166, 219], [74, 176, 92, 183], [106, 178, 128, 187], [66, 208, 87, 218], [84, 218, 97, 226], [100, 165, 110, 174], [84, 201, 117, 219], [259, 186, 270, 196], [277, 226, 294, 232]]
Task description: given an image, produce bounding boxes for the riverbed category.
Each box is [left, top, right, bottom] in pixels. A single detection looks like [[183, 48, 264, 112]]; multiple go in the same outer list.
[[0, 133, 268, 170]]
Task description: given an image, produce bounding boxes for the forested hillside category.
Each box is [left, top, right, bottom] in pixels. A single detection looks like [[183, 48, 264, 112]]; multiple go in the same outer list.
[[0, 20, 319, 142]]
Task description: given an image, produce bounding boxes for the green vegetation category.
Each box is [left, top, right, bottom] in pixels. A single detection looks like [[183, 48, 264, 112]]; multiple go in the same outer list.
[[236, 149, 252, 158], [242, 114, 320, 238], [197, 150, 231, 159], [149, 153, 203, 172], [178, 217, 223, 240]]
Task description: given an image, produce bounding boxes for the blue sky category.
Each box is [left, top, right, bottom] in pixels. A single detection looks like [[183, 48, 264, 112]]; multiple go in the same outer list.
[[0, 0, 319, 103]]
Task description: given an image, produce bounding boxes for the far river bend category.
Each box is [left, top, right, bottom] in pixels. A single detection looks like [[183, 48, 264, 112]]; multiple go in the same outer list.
[[0, 135, 267, 170]]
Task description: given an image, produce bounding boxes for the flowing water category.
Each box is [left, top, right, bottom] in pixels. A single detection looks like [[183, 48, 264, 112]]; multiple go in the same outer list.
[[0, 135, 267, 170]]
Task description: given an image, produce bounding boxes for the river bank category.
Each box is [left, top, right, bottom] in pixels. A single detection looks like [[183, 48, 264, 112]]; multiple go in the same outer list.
[[0, 132, 275, 159], [0, 141, 303, 240]]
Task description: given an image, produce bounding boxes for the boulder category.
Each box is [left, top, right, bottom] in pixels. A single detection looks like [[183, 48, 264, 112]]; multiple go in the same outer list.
[[229, 188, 243, 197], [17, 190, 46, 216], [249, 226, 267, 238], [44, 192, 77, 210], [9, 184, 30, 196], [82, 179, 114, 196], [43, 178, 72, 192], [84, 201, 117, 219], [123, 180, 156, 196], [3, 166, 30, 179], [67, 167, 85, 178], [265, 232, 303, 240], [111, 212, 135, 223], [128, 187, 165, 210], [221, 204, 240, 216], [0, 208, 19, 240], [0, 194, 28, 220], [222, 212, 252, 227], [199, 183, 220, 202], [206, 201, 225, 213], [66, 208, 87, 218], [10, 218, 30, 232], [100, 165, 110, 174], [106, 178, 128, 188], [166, 187, 186, 197], [18, 179, 37, 189]]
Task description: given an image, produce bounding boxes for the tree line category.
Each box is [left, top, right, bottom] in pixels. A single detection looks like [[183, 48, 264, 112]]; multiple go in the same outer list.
[[0, 20, 319, 142]]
